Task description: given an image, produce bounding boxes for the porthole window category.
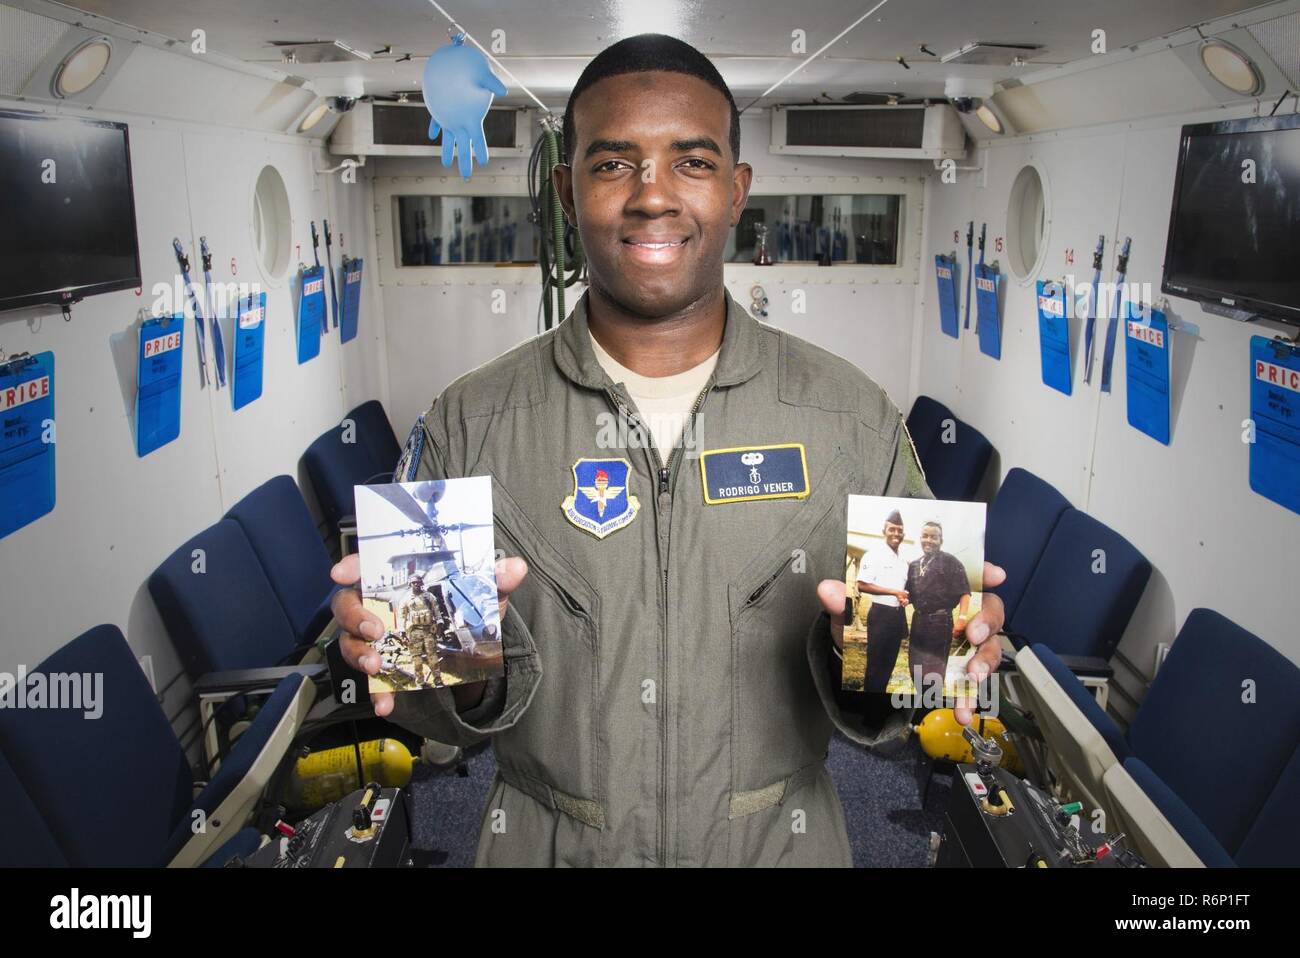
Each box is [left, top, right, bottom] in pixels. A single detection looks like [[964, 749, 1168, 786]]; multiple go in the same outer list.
[[251, 164, 292, 282], [1007, 162, 1050, 283]]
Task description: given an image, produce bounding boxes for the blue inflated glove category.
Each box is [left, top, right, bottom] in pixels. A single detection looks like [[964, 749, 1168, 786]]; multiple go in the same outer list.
[[422, 34, 508, 179]]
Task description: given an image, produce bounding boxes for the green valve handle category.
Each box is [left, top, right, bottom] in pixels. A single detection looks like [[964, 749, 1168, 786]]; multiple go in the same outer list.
[[1060, 801, 1083, 815]]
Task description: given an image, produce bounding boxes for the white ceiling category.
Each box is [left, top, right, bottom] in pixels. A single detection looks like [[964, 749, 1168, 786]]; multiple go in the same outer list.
[[39, 0, 1280, 103]]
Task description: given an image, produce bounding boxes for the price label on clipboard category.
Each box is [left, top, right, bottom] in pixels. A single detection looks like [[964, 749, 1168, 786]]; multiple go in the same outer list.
[[137, 315, 184, 456], [0, 351, 55, 539], [339, 257, 364, 345], [1250, 336, 1300, 515]]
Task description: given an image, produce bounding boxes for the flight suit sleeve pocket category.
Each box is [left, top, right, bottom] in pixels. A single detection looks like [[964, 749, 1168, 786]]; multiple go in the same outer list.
[[387, 601, 542, 747]]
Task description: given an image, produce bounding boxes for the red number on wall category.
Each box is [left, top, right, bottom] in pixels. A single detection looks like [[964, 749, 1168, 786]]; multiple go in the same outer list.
[[995, 236, 1004, 253], [230, 257, 238, 276], [1065, 248, 1075, 265], [953, 230, 959, 244]]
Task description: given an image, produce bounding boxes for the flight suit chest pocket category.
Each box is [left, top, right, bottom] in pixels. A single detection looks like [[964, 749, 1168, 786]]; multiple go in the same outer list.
[[490, 479, 603, 806], [727, 454, 855, 794]]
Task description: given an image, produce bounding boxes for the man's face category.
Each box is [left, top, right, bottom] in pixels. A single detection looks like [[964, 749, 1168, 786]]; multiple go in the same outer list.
[[920, 525, 942, 555], [883, 521, 904, 550], [556, 71, 752, 318], [411, 578, 424, 594]]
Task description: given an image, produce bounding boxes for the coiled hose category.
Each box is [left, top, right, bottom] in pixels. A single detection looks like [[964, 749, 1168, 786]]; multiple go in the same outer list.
[[529, 117, 584, 330]]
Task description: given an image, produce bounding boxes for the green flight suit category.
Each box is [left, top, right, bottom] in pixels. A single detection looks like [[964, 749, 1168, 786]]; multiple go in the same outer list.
[[388, 291, 930, 866]]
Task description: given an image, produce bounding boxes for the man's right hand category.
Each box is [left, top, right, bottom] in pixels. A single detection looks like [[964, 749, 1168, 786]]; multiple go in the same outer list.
[[330, 554, 529, 718]]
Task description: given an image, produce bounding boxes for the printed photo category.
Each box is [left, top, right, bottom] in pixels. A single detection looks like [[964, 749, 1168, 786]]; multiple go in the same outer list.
[[843, 495, 986, 698], [355, 476, 503, 693]]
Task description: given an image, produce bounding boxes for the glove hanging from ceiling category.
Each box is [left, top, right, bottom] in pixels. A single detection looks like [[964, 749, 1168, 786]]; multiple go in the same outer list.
[[422, 32, 508, 179]]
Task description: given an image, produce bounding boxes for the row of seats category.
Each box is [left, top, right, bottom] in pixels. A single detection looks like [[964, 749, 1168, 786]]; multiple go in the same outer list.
[[905, 395, 993, 502], [1018, 610, 1299, 867], [0, 400, 404, 866]]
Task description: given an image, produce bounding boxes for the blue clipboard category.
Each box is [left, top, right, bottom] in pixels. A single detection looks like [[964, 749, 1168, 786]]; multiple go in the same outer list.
[[1125, 303, 1171, 445], [136, 315, 184, 456], [340, 257, 364, 345], [1249, 336, 1300, 515], [935, 255, 959, 339], [0, 351, 55, 539], [975, 263, 1002, 360], [1036, 281, 1071, 396], [297, 265, 325, 364], [233, 292, 267, 411]]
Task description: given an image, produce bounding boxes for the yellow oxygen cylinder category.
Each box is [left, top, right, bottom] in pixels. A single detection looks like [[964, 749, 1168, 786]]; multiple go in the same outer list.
[[286, 738, 414, 810], [913, 710, 1024, 774]]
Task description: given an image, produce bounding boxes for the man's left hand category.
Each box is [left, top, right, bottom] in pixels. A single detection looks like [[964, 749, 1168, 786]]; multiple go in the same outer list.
[[817, 562, 1007, 726]]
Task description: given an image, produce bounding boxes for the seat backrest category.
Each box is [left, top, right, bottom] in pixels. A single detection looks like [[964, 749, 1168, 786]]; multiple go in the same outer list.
[[924, 416, 993, 501], [1235, 745, 1300, 867], [0, 625, 192, 867], [1130, 608, 1300, 858], [303, 421, 386, 527], [0, 747, 67, 866], [905, 395, 950, 467], [1009, 508, 1151, 658], [149, 519, 299, 675], [227, 475, 336, 642], [349, 399, 401, 474], [986, 468, 1072, 620]]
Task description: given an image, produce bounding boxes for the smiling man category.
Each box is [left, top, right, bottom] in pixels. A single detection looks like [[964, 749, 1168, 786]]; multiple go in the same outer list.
[[331, 34, 1006, 867]]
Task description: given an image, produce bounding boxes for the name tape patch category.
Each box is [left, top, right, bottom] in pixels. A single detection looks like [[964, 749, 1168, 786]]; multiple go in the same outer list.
[[700, 443, 809, 505]]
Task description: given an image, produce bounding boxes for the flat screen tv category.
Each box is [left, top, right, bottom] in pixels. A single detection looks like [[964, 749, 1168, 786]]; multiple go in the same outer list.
[[0, 110, 141, 312], [1162, 112, 1300, 327]]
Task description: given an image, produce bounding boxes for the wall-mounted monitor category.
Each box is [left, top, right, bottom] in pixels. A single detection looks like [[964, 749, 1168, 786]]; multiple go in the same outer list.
[[0, 110, 142, 312], [1162, 113, 1300, 327]]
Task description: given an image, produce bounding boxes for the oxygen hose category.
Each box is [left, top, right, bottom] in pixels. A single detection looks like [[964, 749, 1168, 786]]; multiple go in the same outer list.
[[529, 116, 584, 330]]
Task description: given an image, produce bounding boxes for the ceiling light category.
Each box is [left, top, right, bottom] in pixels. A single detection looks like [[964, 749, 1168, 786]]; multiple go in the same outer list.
[[975, 103, 1004, 134], [298, 101, 331, 132], [53, 37, 112, 98], [1200, 40, 1263, 96]]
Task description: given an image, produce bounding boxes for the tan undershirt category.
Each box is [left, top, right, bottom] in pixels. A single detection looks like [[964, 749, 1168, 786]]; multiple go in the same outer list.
[[590, 331, 719, 457]]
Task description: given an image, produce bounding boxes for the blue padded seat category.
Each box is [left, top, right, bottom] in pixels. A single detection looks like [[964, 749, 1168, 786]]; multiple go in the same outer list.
[[303, 421, 389, 530], [227, 475, 340, 643], [1128, 609, 1300, 857], [905, 395, 950, 467], [1009, 509, 1151, 658], [986, 468, 1071, 620], [350, 399, 402, 475], [148, 519, 300, 677], [924, 416, 993, 502], [0, 625, 193, 867]]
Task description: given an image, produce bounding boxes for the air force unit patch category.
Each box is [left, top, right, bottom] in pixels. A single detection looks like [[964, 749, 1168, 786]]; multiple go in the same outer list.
[[562, 458, 640, 538], [700, 443, 809, 504]]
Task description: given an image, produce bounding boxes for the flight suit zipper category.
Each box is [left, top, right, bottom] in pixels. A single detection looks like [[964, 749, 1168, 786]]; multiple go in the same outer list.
[[604, 382, 711, 867]]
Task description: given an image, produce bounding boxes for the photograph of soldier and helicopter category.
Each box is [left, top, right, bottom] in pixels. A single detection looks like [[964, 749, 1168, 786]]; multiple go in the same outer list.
[[354, 476, 503, 693]]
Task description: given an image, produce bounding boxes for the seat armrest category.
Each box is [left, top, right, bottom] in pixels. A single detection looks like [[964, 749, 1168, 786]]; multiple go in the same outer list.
[[194, 664, 328, 696], [1054, 654, 1113, 680]]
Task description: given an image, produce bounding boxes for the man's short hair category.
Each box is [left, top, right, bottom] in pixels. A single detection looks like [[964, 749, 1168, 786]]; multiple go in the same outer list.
[[922, 521, 943, 536], [563, 34, 741, 163]]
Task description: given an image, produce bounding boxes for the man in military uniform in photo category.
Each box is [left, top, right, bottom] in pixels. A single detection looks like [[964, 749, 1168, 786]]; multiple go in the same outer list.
[[903, 521, 972, 693], [855, 509, 910, 692], [398, 574, 443, 682]]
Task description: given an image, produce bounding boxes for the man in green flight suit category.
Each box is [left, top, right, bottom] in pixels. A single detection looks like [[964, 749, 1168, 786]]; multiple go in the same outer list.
[[331, 33, 1007, 866]]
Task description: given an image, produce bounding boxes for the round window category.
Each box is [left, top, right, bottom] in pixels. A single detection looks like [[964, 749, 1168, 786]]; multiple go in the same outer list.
[[251, 165, 292, 282], [1006, 163, 1050, 283]]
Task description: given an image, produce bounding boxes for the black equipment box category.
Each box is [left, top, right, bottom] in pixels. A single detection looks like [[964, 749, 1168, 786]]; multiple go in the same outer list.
[[239, 784, 412, 868]]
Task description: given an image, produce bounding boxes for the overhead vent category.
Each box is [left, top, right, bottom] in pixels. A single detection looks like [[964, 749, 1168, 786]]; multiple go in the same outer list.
[[771, 104, 965, 160], [940, 42, 1044, 66], [1247, 12, 1300, 88], [0, 6, 70, 96], [330, 102, 531, 158], [268, 39, 372, 63]]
